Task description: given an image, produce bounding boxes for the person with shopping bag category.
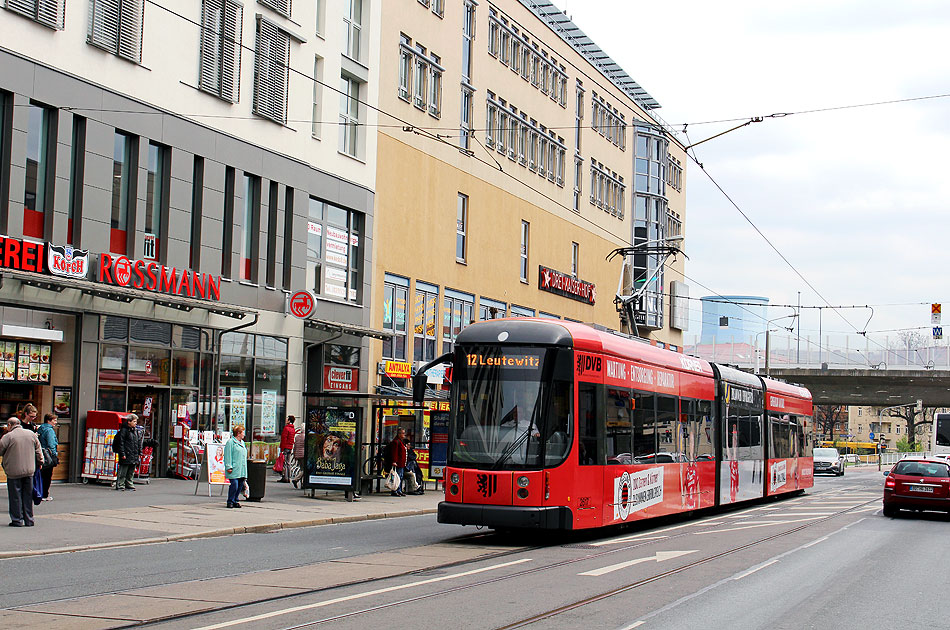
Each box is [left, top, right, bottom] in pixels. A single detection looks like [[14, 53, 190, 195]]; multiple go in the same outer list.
[[0, 417, 43, 526], [278, 416, 296, 482], [385, 428, 408, 497], [224, 425, 248, 508]]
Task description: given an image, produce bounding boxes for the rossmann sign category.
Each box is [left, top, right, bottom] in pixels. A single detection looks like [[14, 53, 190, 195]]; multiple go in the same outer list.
[[98, 253, 221, 302], [538, 265, 596, 305]]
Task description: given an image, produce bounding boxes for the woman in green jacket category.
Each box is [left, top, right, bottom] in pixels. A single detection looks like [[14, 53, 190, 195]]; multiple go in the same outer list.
[[224, 425, 248, 508]]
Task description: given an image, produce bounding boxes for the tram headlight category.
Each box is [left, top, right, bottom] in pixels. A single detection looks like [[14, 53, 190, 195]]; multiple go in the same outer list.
[[516, 476, 530, 488], [450, 484, 459, 495], [517, 488, 529, 499], [450, 472, 460, 484]]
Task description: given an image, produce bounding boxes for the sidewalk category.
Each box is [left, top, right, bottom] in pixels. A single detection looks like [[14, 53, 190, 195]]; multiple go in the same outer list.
[[0, 475, 441, 559]]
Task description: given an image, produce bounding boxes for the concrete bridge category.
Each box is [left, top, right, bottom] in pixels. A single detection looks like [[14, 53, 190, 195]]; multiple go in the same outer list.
[[765, 368, 950, 407]]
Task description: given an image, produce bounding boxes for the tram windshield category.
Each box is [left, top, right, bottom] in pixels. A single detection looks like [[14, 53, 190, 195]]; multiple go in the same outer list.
[[450, 345, 573, 469]]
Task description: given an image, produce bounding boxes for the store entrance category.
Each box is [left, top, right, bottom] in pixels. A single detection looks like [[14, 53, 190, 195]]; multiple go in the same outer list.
[[128, 387, 167, 477]]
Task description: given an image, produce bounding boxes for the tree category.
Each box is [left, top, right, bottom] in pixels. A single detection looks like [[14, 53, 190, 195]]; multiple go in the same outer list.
[[882, 406, 931, 451], [814, 405, 845, 441], [896, 437, 920, 453]]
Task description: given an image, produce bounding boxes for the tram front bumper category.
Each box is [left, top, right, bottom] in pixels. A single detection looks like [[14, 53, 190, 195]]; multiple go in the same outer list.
[[438, 501, 573, 530]]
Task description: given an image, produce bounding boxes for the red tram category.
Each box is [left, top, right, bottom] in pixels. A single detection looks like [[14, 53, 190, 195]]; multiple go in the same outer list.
[[415, 318, 813, 530]]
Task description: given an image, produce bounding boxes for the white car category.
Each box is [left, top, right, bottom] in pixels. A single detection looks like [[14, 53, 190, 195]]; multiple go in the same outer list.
[[813, 447, 845, 476]]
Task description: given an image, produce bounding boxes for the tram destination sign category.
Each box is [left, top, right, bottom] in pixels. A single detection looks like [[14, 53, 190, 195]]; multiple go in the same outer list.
[[538, 265, 596, 305]]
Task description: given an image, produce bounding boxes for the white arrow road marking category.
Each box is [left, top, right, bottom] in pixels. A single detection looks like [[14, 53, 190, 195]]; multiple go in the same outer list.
[[579, 550, 697, 577], [189, 558, 533, 630]]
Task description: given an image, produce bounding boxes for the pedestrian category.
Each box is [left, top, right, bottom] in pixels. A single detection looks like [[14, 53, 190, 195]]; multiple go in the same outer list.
[[112, 414, 142, 491], [224, 425, 248, 508], [0, 417, 43, 526], [406, 441, 425, 495], [386, 428, 408, 497], [37, 413, 59, 501], [279, 416, 296, 483], [18, 403, 39, 432]]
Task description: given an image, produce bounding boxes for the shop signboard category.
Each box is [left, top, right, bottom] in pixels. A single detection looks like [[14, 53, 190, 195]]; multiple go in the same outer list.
[[323, 366, 358, 391], [52, 386, 71, 418], [0, 237, 46, 273], [428, 411, 450, 479], [206, 442, 228, 485], [97, 253, 222, 302], [384, 360, 412, 379], [261, 389, 277, 435], [538, 265, 596, 305], [47, 244, 90, 279], [303, 403, 361, 492]]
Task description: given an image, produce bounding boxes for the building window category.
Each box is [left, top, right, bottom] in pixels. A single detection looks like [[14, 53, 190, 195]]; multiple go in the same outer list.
[[253, 18, 291, 125], [198, 0, 242, 103], [238, 173, 261, 282], [487, 9, 498, 57], [412, 44, 428, 110], [431, 0, 443, 18], [461, 1, 474, 82], [511, 304, 534, 317], [87, 0, 145, 63], [413, 281, 439, 362], [590, 159, 625, 218], [460, 86, 473, 150], [258, 0, 290, 18], [4, 0, 65, 29], [281, 185, 294, 289], [306, 197, 363, 302], [383, 274, 409, 360], [265, 181, 279, 287], [667, 155, 683, 192], [68, 115, 87, 246], [398, 34, 412, 102], [520, 220, 529, 283], [189, 156, 204, 270], [456, 193, 467, 263], [311, 55, 323, 138], [442, 289, 473, 354], [144, 142, 168, 261], [479, 297, 506, 321], [343, 0, 362, 62], [339, 75, 361, 158], [428, 54, 442, 118], [110, 131, 135, 255], [572, 242, 579, 277], [23, 103, 53, 240], [314, 0, 324, 36]]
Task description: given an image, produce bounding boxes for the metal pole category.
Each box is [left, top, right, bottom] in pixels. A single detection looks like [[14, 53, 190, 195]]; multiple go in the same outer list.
[[765, 328, 771, 376], [797, 292, 801, 363]]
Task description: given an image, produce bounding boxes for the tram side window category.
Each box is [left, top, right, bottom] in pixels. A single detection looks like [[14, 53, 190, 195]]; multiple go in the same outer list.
[[606, 387, 632, 464], [544, 378, 573, 464], [682, 399, 715, 461], [655, 396, 678, 461], [800, 416, 813, 456], [577, 383, 604, 465], [770, 415, 792, 459], [632, 391, 657, 460]]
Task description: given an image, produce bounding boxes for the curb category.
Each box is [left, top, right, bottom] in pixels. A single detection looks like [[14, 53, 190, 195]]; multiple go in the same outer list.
[[0, 507, 439, 559]]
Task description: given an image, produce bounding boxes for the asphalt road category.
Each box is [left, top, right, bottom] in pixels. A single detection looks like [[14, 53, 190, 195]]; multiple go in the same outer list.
[[133, 466, 950, 630]]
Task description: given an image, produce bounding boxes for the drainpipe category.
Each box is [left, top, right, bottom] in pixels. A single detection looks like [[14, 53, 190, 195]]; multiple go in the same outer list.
[[213, 311, 259, 431]]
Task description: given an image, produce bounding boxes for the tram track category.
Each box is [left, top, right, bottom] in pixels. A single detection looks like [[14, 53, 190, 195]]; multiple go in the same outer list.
[[156, 494, 879, 630]]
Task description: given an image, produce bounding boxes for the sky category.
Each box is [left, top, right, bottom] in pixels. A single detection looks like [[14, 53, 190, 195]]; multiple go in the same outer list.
[[548, 0, 950, 361]]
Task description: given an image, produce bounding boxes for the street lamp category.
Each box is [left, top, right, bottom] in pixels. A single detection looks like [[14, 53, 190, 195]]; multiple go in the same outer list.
[[607, 236, 686, 338]]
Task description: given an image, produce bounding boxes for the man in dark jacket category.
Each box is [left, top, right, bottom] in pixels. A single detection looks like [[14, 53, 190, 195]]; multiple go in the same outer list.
[[112, 414, 142, 491], [0, 417, 43, 526]]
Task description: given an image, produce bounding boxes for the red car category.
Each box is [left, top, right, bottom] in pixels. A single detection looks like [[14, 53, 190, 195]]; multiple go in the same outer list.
[[883, 458, 950, 516]]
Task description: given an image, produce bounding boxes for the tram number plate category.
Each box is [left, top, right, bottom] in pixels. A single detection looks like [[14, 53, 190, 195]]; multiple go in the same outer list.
[[909, 485, 934, 493]]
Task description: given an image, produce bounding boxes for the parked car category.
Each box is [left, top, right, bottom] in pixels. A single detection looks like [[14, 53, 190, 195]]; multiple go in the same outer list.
[[883, 458, 950, 516], [813, 447, 846, 476]]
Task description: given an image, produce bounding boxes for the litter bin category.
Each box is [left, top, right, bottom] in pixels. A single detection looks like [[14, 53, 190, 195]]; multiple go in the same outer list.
[[246, 460, 267, 502]]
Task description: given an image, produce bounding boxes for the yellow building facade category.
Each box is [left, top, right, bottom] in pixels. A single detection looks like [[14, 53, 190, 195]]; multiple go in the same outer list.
[[371, 0, 689, 391]]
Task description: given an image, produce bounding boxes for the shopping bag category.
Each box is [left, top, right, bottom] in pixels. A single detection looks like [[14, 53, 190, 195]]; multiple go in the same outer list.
[[32, 467, 43, 506], [384, 469, 401, 491], [273, 452, 285, 473], [404, 469, 419, 492], [242, 480, 250, 499]]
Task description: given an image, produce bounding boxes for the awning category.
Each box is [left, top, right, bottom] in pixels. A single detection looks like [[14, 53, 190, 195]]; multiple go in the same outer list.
[[1, 269, 253, 319], [305, 317, 392, 340]]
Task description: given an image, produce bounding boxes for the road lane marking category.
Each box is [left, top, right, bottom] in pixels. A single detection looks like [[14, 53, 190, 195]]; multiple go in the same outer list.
[[589, 535, 668, 547], [692, 517, 823, 534], [579, 550, 697, 577], [189, 558, 533, 630], [733, 559, 778, 580]]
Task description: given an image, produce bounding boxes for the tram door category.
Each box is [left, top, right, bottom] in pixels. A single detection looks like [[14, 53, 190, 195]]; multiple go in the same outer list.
[[575, 383, 604, 528]]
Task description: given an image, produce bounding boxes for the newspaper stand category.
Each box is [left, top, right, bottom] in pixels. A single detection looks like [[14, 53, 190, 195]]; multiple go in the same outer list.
[[81, 410, 125, 484]]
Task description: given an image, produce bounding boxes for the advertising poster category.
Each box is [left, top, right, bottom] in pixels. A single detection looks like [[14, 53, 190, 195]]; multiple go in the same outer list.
[[229, 388, 247, 428], [8, 342, 51, 383], [304, 405, 361, 491], [206, 442, 228, 485], [53, 387, 72, 418], [428, 412, 449, 479], [261, 389, 277, 435]]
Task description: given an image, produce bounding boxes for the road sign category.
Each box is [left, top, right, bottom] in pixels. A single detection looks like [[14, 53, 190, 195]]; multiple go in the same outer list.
[[869, 432, 875, 440], [933, 312, 942, 325], [933, 303, 942, 314], [289, 290, 317, 319], [934, 326, 943, 340]]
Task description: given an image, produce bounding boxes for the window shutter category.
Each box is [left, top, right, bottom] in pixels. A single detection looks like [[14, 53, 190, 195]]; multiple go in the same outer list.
[[199, 0, 242, 102], [88, 0, 121, 53], [253, 18, 289, 124], [258, 0, 290, 18], [5, 0, 65, 29], [117, 0, 143, 62], [199, 0, 223, 94], [220, 1, 243, 102]]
